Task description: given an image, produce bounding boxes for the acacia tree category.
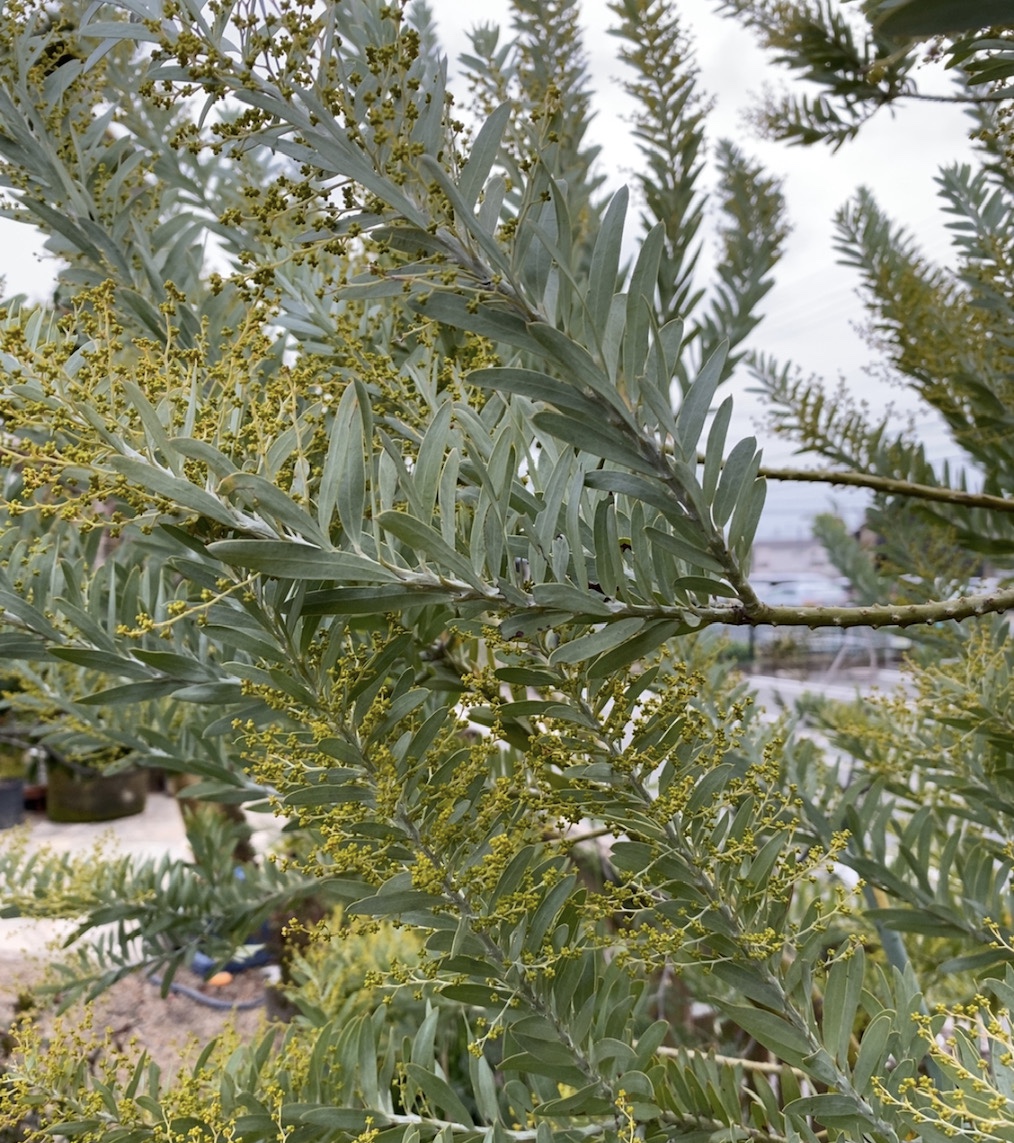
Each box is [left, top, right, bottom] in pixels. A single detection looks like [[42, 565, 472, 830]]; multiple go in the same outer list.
[[2, 2, 1014, 1142]]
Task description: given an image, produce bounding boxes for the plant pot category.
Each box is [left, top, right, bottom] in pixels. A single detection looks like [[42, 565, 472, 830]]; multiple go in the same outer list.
[[22, 782, 46, 813], [0, 776, 24, 829], [46, 763, 147, 823]]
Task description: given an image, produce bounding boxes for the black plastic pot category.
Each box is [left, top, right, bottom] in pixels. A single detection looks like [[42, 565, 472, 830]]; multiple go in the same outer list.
[[46, 762, 147, 823]]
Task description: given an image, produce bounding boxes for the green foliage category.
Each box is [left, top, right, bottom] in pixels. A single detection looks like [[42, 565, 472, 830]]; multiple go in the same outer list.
[[0, 2, 1013, 1143], [714, 0, 919, 148], [717, 0, 1014, 149], [870, 0, 1014, 38]]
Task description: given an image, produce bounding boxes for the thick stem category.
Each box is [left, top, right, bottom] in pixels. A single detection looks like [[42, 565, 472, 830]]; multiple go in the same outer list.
[[757, 465, 1014, 514]]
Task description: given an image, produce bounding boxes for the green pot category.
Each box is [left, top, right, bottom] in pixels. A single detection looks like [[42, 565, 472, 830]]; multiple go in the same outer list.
[[46, 762, 147, 823]]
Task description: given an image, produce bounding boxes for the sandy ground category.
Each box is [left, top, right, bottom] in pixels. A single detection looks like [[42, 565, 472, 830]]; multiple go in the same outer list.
[[0, 795, 287, 1084], [0, 949, 275, 1082]]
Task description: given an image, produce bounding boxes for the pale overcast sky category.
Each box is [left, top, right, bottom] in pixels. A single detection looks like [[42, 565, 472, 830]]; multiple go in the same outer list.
[[0, 2, 975, 540]]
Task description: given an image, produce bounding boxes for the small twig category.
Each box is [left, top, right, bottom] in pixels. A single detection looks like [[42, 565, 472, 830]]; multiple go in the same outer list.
[[657, 1043, 807, 1078], [559, 826, 614, 843]]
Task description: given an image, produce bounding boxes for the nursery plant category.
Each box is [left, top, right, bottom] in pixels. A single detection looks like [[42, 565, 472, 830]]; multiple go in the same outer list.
[[1, 2, 1014, 1142]]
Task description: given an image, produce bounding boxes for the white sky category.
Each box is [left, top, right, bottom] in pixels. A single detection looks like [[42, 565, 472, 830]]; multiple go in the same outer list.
[[0, 1, 975, 539]]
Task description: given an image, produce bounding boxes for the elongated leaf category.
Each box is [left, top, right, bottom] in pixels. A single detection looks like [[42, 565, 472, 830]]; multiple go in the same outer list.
[[499, 1053, 588, 1085], [531, 583, 613, 617], [132, 649, 214, 681], [866, 908, 963, 936], [439, 446, 461, 549], [419, 155, 511, 274], [644, 526, 726, 574], [499, 699, 595, 727], [938, 948, 1012, 975], [171, 437, 240, 478], [171, 682, 244, 704], [877, 0, 1014, 36], [528, 220, 585, 328], [729, 475, 766, 557], [822, 945, 865, 1067], [346, 890, 445, 916], [108, 458, 237, 526], [78, 680, 186, 705], [303, 585, 453, 614], [592, 493, 626, 598], [467, 1051, 501, 1124], [720, 1003, 812, 1066], [499, 610, 571, 640], [0, 634, 48, 659], [601, 292, 627, 384], [477, 175, 507, 234], [703, 397, 733, 501], [378, 511, 487, 588], [650, 318, 685, 390], [673, 575, 737, 599], [320, 382, 366, 544], [713, 437, 759, 528], [300, 1109, 392, 1131], [122, 382, 176, 470], [470, 368, 601, 419], [404, 1064, 474, 1127], [411, 293, 535, 351], [549, 618, 645, 665], [633, 316, 680, 438], [458, 102, 511, 209], [284, 784, 373, 808], [583, 469, 683, 519], [0, 592, 61, 641], [587, 619, 685, 678], [50, 648, 153, 679], [533, 412, 654, 475], [219, 473, 328, 547], [624, 224, 666, 386], [712, 963, 786, 1011], [414, 402, 453, 521], [527, 323, 627, 414], [588, 188, 628, 336], [675, 342, 728, 460], [851, 1009, 893, 1095], [208, 540, 397, 582], [533, 1086, 613, 1119], [526, 874, 578, 952], [785, 1094, 874, 1128]]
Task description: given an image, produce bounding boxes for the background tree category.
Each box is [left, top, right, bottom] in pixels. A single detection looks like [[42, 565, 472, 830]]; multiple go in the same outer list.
[[2, 3, 1014, 1143], [717, 4, 1014, 1136]]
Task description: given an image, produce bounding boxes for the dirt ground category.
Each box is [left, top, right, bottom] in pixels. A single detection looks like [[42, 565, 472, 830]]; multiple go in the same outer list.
[[0, 950, 275, 1080]]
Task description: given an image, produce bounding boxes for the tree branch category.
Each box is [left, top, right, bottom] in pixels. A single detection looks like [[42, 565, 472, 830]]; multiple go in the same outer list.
[[692, 585, 1014, 630], [901, 90, 1012, 105], [756, 465, 1014, 513]]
